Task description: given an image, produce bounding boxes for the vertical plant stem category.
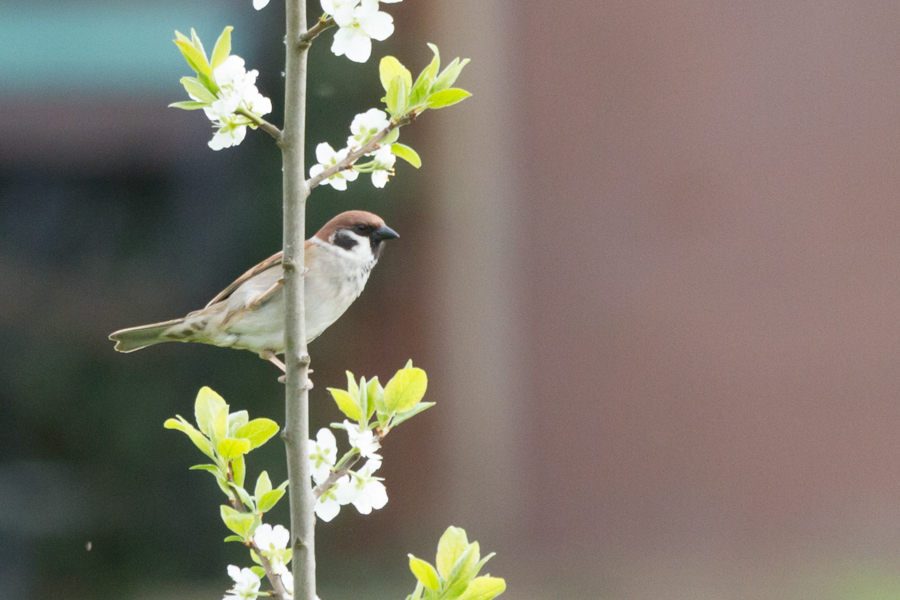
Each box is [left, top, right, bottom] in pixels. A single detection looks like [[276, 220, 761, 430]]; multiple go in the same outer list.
[[283, 1, 315, 599]]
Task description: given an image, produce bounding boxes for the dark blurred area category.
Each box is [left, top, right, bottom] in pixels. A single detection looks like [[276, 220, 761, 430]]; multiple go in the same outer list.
[[5, 0, 900, 599]]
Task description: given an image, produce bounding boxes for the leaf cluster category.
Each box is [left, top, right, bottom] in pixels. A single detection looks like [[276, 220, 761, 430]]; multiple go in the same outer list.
[[407, 527, 506, 600], [164, 387, 287, 541], [328, 360, 433, 436], [170, 27, 233, 112]]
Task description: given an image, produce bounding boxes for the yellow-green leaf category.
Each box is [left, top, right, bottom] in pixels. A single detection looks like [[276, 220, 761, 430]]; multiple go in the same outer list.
[[217, 437, 251, 459], [384, 367, 428, 413], [232, 455, 246, 488], [391, 143, 422, 169], [234, 418, 280, 450], [458, 577, 507, 600], [366, 377, 384, 419], [257, 489, 285, 513], [211, 26, 233, 69], [380, 56, 412, 93], [164, 416, 214, 458], [329, 388, 363, 421], [409, 555, 441, 590], [436, 526, 469, 579], [174, 39, 211, 77], [427, 88, 472, 109], [180, 77, 217, 103], [194, 387, 227, 437], [255, 471, 272, 499]]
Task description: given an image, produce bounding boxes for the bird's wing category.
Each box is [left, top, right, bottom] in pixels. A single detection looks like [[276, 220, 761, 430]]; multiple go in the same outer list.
[[204, 250, 285, 308]]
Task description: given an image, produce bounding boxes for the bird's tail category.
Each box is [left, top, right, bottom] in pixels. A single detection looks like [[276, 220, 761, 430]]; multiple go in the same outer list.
[[109, 318, 188, 353]]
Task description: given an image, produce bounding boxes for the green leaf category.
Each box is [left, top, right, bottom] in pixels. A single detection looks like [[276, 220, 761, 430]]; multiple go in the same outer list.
[[211, 26, 233, 69], [217, 437, 251, 459], [410, 44, 441, 105], [173, 39, 212, 77], [232, 455, 246, 488], [433, 58, 470, 92], [387, 75, 408, 117], [164, 416, 215, 458], [390, 402, 435, 428], [180, 77, 217, 103], [428, 88, 472, 110], [234, 483, 253, 509], [228, 410, 249, 436], [436, 527, 469, 579], [189, 463, 220, 473], [366, 377, 384, 420], [224, 513, 255, 539], [384, 367, 428, 413], [255, 471, 273, 499], [346, 371, 360, 398], [445, 543, 480, 597], [174, 30, 191, 44], [250, 566, 266, 578], [458, 577, 506, 600], [380, 56, 412, 93], [381, 127, 400, 146], [357, 377, 370, 425], [224, 535, 244, 543], [391, 143, 422, 169], [257, 489, 285, 513], [409, 555, 441, 591], [329, 388, 362, 421], [169, 101, 209, 110], [190, 28, 206, 57], [194, 387, 227, 437], [234, 418, 280, 450]]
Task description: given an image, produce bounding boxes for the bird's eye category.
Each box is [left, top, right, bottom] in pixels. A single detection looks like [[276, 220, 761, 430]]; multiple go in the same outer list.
[[354, 224, 369, 235]]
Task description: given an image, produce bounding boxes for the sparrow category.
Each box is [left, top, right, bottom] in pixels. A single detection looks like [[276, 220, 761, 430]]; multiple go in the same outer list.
[[109, 210, 398, 372]]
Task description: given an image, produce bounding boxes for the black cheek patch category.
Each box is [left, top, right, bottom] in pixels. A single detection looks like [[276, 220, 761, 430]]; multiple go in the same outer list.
[[333, 231, 359, 250]]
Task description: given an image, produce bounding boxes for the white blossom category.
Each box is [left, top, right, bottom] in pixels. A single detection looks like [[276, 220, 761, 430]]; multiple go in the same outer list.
[[315, 474, 357, 522], [308, 428, 338, 484], [348, 108, 390, 150], [253, 0, 270, 9], [201, 55, 272, 150], [253, 523, 290, 574], [345, 421, 381, 458], [348, 457, 388, 514], [208, 120, 248, 151], [224, 565, 261, 600], [326, 0, 395, 63], [369, 145, 396, 188], [309, 142, 359, 190], [281, 570, 294, 599]]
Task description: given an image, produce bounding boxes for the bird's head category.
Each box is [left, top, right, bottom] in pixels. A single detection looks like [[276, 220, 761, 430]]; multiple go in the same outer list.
[[316, 210, 399, 261]]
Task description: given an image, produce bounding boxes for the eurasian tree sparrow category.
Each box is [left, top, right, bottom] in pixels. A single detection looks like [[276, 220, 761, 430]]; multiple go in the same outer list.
[[109, 210, 398, 372]]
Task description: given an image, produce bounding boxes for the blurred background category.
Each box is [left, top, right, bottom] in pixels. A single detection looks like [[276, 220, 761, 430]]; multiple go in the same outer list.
[[4, 0, 900, 598]]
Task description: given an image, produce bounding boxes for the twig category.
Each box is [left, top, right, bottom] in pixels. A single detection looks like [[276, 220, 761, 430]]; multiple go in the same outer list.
[[313, 433, 384, 499], [238, 108, 283, 144], [306, 117, 409, 190], [224, 468, 289, 600], [252, 541, 292, 600], [298, 16, 336, 48]]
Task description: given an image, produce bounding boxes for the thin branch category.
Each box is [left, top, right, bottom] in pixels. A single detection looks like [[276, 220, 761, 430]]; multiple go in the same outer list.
[[298, 16, 336, 48], [223, 471, 289, 599], [238, 108, 283, 144], [313, 455, 360, 499], [252, 541, 291, 600], [306, 117, 409, 190], [313, 433, 384, 499]]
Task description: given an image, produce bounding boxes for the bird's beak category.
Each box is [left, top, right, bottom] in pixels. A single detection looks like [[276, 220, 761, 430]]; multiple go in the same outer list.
[[372, 224, 399, 241]]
